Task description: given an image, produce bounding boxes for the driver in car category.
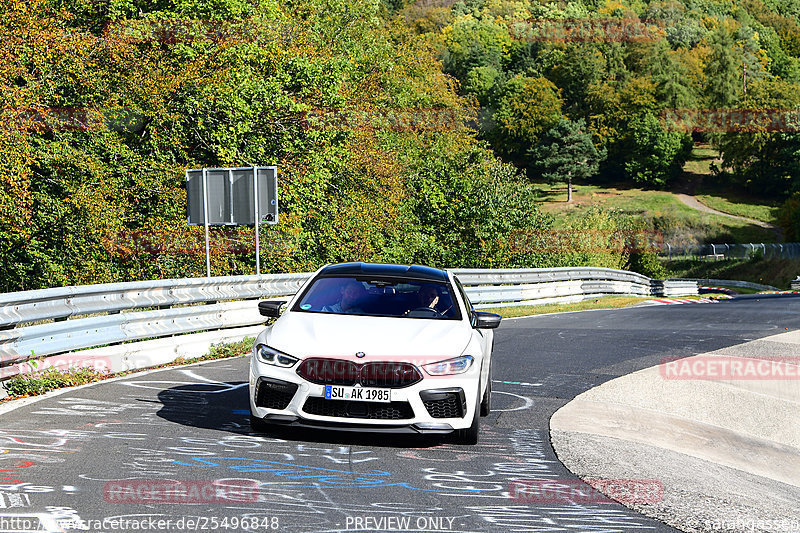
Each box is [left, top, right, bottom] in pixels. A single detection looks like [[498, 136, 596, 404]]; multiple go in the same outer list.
[[418, 285, 440, 309], [404, 284, 440, 315], [322, 281, 366, 314]]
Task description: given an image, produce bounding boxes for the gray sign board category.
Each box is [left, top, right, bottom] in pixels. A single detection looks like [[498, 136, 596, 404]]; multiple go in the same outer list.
[[186, 166, 278, 225]]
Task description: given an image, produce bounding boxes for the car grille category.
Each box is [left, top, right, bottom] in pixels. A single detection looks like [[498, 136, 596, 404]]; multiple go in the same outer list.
[[255, 378, 298, 410], [296, 358, 422, 388], [422, 393, 465, 418], [302, 397, 414, 420]]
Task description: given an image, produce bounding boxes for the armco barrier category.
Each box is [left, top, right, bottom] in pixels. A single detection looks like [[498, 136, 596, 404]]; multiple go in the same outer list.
[[651, 279, 700, 297], [0, 268, 696, 384]]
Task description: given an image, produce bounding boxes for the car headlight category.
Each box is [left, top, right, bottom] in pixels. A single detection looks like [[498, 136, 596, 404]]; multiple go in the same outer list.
[[423, 355, 474, 376], [255, 344, 299, 368]]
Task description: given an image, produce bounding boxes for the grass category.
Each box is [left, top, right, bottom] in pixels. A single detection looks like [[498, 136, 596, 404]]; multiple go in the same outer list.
[[682, 145, 719, 176], [681, 145, 780, 225], [482, 295, 651, 318], [666, 258, 800, 289], [694, 184, 781, 224], [534, 181, 777, 244], [1, 337, 255, 400], [534, 142, 782, 245]]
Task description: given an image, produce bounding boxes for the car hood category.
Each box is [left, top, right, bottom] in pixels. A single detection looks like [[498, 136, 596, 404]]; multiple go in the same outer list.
[[264, 312, 472, 361]]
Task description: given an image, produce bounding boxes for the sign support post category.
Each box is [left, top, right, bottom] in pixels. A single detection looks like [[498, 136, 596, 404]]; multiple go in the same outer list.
[[202, 168, 211, 278], [253, 167, 261, 276]]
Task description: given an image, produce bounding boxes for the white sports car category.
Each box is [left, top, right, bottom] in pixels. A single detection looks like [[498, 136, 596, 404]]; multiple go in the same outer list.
[[248, 262, 501, 444]]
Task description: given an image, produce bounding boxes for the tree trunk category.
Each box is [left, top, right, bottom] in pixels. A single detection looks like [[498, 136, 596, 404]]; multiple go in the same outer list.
[[567, 177, 572, 203]]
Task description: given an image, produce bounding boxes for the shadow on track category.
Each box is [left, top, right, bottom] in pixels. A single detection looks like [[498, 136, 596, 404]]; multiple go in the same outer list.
[[155, 383, 444, 448]]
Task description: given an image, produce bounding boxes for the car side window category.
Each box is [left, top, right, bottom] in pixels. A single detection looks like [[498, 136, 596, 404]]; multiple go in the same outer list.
[[454, 277, 474, 323]]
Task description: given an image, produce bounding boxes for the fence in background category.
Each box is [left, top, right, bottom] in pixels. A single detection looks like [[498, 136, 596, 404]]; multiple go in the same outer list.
[[0, 268, 697, 383], [672, 278, 778, 291], [658, 242, 800, 261]]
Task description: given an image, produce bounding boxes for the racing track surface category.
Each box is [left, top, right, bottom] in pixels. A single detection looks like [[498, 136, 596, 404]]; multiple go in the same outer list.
[[0, 294, 798, 533]]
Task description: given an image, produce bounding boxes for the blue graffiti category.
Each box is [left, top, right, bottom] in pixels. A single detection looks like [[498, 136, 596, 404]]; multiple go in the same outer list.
[[173, 457, 478, 493]]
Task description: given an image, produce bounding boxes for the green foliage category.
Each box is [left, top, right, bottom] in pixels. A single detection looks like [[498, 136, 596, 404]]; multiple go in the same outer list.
[[442, 16, 512, 81], [553, 208, 643, 270], [4, 0, 800, 290], [527, 118, 606, 187], [778, 192, 800, 241], [4, 366, 109, 397], [490, 75, 563, 164], [393, 142, 555, 269], [2, 0, 566, 290], [436, 0, 800, 201], [623, 114, 693, 187], [626, 251, 667, 279], [714, 79, 800, 196]]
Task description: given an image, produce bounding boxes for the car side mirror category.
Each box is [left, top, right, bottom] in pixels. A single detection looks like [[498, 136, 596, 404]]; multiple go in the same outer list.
[[473, 311, 501, 329], [258, 300, 286, 318]]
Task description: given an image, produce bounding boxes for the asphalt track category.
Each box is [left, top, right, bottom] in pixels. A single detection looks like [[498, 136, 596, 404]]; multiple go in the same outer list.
[[0, 294, 798, 533]]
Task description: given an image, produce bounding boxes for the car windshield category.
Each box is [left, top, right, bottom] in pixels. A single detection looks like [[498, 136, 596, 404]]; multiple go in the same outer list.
[[292, 276, 461, 319]]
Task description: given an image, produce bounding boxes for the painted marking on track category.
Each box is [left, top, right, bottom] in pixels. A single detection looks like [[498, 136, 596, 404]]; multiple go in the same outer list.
[[493, 380, 541, 387], [490, 391, 534, 412], [639, 297, 720, 306]]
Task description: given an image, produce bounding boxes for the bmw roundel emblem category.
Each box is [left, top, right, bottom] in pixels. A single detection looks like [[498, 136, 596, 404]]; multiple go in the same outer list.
[[355, 352, 366, 358]]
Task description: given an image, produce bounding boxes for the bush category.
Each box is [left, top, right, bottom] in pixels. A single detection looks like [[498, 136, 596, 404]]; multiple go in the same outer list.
[[626, 252, 667, 279], [778, 192, 800, 241]]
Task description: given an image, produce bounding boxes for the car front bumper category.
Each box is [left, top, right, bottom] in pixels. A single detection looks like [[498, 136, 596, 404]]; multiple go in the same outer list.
[[248, 357, 480, 434]]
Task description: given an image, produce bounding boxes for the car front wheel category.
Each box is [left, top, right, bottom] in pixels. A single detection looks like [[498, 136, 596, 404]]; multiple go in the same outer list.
[[480, 365, 492, 417], [455, 386, 481, 445]]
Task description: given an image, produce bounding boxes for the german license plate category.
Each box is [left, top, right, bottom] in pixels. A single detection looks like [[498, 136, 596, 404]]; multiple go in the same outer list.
[[325, 385, 391, 403]]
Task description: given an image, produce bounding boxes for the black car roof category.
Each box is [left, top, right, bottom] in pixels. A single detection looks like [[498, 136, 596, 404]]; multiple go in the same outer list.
[[318, 262, 449, 282]]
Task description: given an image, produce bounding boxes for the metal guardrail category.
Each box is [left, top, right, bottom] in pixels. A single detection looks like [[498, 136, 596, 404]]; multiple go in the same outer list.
[[0, 273, 311, 328], [452, 267, 654, 305], [0, 267, 697, 383]]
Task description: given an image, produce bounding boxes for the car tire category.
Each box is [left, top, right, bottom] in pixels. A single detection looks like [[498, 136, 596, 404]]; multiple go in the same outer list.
[[250, 413, 270, 433], [455, 386, 481, 445], [480, 366, 491, 417]]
